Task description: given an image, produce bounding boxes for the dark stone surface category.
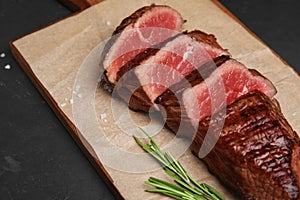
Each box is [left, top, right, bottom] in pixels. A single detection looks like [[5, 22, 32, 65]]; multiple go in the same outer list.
[[0, 0, 299, 199], [219, 0, 300, 73]]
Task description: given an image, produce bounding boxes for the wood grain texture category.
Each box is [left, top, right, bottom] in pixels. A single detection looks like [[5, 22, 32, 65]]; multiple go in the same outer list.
[[57, 0, 102, 11], [10, 0, 300, 199]]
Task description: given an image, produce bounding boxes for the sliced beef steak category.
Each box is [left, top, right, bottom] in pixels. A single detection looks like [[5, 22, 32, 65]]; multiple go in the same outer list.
[[182, 59, 276, 130], [191, 90, 300, 200], [101, 4, 184, 84], [155, 55, 230, 134], [116, 30, 229, 112], [157, 59, 276, 136]]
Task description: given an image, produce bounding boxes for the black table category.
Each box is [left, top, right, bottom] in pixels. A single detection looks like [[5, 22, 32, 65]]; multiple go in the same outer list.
[[1, 1, 299, 199]]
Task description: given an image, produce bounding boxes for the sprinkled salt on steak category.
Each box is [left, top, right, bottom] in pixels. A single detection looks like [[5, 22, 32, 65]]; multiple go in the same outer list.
[[191, 90, 300, 200], [116, 30, 229, 112], [100, 4, 184, 84]]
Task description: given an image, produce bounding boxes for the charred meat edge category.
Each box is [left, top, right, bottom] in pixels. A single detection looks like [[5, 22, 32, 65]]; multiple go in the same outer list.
[[192, 90, 300, 200]]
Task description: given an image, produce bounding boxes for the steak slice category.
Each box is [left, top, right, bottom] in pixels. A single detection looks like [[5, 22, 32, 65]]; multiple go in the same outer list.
[[191, 90, 300, 200], [101, 4, 184, 84], [158, 58, 276, 136], [116, 30, 230, 112], [182, 59, 276, 130], [155, 55, 230, 134]]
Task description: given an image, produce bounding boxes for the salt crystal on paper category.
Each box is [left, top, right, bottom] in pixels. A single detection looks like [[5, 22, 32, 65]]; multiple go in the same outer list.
[[106, 20, 111, 26], [75, 85, 80, 91], [4, 64, 11, 70], [292, 112, 297, 116], [64, 98, 68, 101], [77, 93, 82, 98], [0, 53, 5, 58], [60, 103, 66, 107], [100, 113, 107, 121], [69, 99, 74, 104]]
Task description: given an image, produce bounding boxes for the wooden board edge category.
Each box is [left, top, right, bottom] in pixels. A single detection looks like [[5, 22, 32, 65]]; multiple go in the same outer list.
[[9, 41, 125, 200], [213, 0, 300, 77], [57, 0, 103, 11]]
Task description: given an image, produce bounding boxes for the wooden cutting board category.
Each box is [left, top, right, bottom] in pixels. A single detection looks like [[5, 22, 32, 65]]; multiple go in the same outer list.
[[57, 0, 102, 11], [10, 0, 300, 199]]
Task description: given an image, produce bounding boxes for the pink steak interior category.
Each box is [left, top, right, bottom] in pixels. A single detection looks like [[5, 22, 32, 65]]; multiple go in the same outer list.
[[135, 34, 228, 102], [104, 6, 183, 83], [183, 59, 276, 128]]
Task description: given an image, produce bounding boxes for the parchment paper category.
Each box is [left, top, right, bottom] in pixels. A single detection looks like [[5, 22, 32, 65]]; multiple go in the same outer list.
[[12, 0, 300, 199]]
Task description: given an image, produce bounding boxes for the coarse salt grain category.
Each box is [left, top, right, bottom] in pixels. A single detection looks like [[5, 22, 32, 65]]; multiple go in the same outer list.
[[4, 64, 11, 70], [292, 112, 297, 116], [69, 99, 74, 104], [75, 85, 80, 91], [100, 113, 107, 120], [106, 20, 111, 26], [0, 53, 5, 58], [77, 93, 82, 98], [60, 103, 66, 107]]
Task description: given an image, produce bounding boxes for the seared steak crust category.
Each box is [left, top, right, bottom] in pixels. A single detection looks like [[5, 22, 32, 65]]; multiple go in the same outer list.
[[116, 70, 153, 112], [192, 90, 300, 200], [188, 30, 224, 50], [113, 4, 175, 36], [99, 71, 114, 94]]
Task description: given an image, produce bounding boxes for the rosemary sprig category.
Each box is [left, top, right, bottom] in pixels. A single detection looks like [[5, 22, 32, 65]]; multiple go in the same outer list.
[[134, 128, 224, 200]]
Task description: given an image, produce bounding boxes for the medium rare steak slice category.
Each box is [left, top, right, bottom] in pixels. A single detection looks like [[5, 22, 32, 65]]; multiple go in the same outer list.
[[191, 90, 300, 199], [101, 4, 184, 84], [134, 30, 229, 103], [183, 59, 276, 129], [116, 30, 230, 112], [155, 55, 230, 134], [158, 58, 276, 136]]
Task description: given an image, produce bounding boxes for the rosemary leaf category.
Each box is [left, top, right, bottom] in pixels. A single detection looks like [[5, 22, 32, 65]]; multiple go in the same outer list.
[[147, 177, 185, 192], [134, 129, 225, 200], [146, 189, 186, 200]]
